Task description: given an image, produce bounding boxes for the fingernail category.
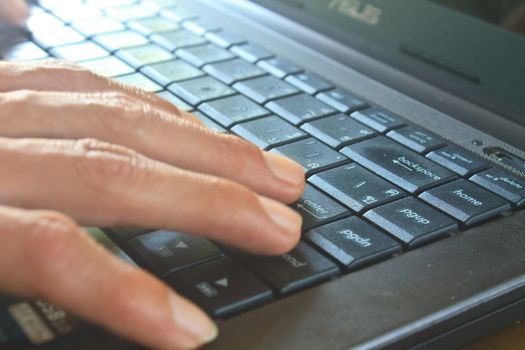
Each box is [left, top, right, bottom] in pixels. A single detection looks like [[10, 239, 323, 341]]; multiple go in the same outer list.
[[258, 196, 302, 236], [170, 293, 218, 348], [263, 152, 304, 186]]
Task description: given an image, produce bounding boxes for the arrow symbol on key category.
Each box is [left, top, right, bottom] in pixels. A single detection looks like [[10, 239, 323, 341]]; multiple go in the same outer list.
[[214, 278, 229, 288], [175, 241, 189, 249]]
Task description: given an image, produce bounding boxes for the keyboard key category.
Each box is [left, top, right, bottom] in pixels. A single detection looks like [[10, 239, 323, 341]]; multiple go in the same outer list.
[[257, 57, 303, 78], [205, 31, 246, 48], [418, 179, 511, 226], [128, 17, 179, 36], [79, 56, 134, 77], [292, 184, 349, 230], [386, 126, 446, 154], [364, 197, 458, 247], [426, 145, 490, 176], [265, 94, 336, 125], [176, 44, 235, 67], [160, 7, 197, 23], [142, 59, 204, 86], [143, 0, 178, 10], [116, 44, 174, 68], [50, 41, 109, 62], [127, 230, 223, 276], [233, 76, 299, 104], [231, 43, 273, 63], [309, 163, 405, 213], [71, 17, 125, 37], [232, 115, 307, 149], [182, 19, 221, 35], [107, 226, 156, 241], [1, 41, 49, 61], [192, 111, 227, 133], [316, 89, 368, 113], [93, 31, 149, 52], [341, 137, 456, 193], [350, 107, 405, 133], [203, 58, 266, 85], [114, 73, 162, 92], [199, 95, 270, 127], [151, 29, 206, 51], [271, 138, 348, 174], [301, 114, 376, 148], [86, 0, 136, 8], [156, 91, 193, 112], [305, 217, 401, 269], [167, 257, 273, 318], [285, 72, 334, 95], [31, 25, 85, 49], [470, 168, 525, 207], [168, 76, 236, 105], [236, 241, 340, 295], [106, 4, 157, 21], [51, 4, 103, 22], [25, 12, 64, 33]]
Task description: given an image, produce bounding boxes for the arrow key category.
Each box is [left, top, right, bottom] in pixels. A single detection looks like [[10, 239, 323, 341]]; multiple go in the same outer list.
[[127, 230, 223, 276], [167, 257, 273, 318]]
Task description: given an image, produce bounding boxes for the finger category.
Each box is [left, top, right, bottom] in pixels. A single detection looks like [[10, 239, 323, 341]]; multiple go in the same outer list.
[[0, 0, 28, 26], [0, 205, 217, 350], [0, 60, 203, 125], [0, 90, 304, 203], [0, 137, 302, 254]]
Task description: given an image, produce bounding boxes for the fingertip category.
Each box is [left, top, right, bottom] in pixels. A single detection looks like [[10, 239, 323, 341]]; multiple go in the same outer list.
[[0, 0, 29, 26], [263, 152, 305, 188]]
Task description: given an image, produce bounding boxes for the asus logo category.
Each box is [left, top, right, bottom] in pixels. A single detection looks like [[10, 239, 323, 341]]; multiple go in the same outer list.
[[328, 0, 382, 26]]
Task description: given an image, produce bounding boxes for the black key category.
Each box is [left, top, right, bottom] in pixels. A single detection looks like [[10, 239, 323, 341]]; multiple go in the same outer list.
[[426, 145, 490, 176], [105, 4, 157, 21], [305, 217, 401, 269], [151, 30, 207, 51], [114, 73, 162, 92], [93, 31, 149, 52], [203, 58, 267, 85], [199, 95, 270, 127], [265, 93, 336, 125], [160, 7, 197, 23], [309, 163, 405, 213], [182, 19, 221, 36], [257, 57, 303, 79], [232, 115, 307, 149], [419, 179, 511, 226], [364, 197, 458, 247], [168, 76, 235, 105], [350, 108, 405, 133], [115, 44, 174, 68], [233, 76, 299, 104], [127, 230, 223, 276], [386, 126, 445, 154], [79, 56, 135, 78], [341, 137, 456, 193], [285, 72, 334, 95], [316, 89, 367, 113], [192, 111, 227, 133], [205, 31, 246, 48], [470, 168, 525, 207], [176, 43, 235, 67], [301, 114, 376, 148], [292, 184, 349, 230], [167, 257, 273, 318], [31, 25, 85, 49], [142, 59, 204, 86], [230, 43, 273, 63], [50, 41, 109, 62], [128, 17, 180, 36], [107, 226, 155, 241], [1, 41, 49, 61], [157, 91, 193, 112], [271, 138, 348, 174], [71, 17, 125, 37], [236, 242, 340, 295]]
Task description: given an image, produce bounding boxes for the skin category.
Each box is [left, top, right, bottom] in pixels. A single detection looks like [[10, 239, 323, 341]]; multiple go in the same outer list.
[[0, 4, 305, 349]]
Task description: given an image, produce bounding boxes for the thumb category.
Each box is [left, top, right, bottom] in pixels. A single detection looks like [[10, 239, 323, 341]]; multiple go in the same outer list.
[[0, 0, 29, 26]]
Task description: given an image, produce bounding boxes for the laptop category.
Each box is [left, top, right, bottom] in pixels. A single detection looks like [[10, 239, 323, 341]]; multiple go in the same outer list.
[[1, 0, 524, 349]]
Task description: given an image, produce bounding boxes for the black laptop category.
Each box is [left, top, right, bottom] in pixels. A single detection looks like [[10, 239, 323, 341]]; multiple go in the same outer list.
[[1, 0, 524, 349]]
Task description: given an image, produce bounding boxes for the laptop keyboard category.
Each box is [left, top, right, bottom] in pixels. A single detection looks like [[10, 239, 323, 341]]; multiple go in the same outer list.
[[2, 0, 524, 319]]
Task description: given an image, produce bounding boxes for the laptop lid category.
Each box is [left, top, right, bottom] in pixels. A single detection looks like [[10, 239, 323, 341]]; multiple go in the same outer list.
[[247, 0, 525, 129]]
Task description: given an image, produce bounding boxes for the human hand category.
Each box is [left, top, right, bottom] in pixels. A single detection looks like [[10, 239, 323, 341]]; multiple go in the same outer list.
[[0, 0, 28, 25], [0, 60, 304, 349]]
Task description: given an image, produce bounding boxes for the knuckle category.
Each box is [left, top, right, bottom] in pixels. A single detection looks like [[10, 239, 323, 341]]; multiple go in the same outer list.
[[93, 92, 145, 137]]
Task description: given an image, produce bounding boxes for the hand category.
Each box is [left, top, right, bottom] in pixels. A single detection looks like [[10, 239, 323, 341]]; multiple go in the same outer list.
[[0, 0, 28, 25], [0, 60, 304, 349]]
